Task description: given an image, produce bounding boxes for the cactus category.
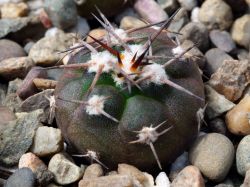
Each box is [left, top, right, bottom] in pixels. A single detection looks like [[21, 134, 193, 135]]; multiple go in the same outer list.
[[52, 9, 205, 170]]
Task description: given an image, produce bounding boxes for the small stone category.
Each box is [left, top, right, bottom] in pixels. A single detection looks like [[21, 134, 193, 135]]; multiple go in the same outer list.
[[209, 30, 236, 53], [20, 89, 54, 124], [236, 49, 249, 61], [191, 7, 200, 23], [157, 0, 178, 15], [24, 41, 35, 54], [134, 0, 168, 23], [205, 85, 235, 119], [67, 16, 90, 37], [242, 169, 250, 186], [155, 172, 170, 187], [226, 95, 250, 135], [177, 0, 197, 11], [0, 106, 16, 128], [33, 78, 57, 90], [115, 7, 139, 25], [189, 133, 235, 182], [17, 67, 47, 100], [179, 22, 209, 52], [29, 32, 74, 66], [209, 60, 250, 102], [79, 174, 134, 187], [169, 152, 189, 181], [198, 0, 233, 30], [117, 163, 147, 185], [44, 0, 77, 29], [171, 165, 205, 187], [0, 39, 26, 62], [19, 152, 54, 185], [0, 109, 44, 166], [208, 118, 227, 135], [168, 8, 189, 33], [86, 29, 107, 43], [30, 126, 63, 157], [120, 16, 146, 30], [0, 83, 7, 105], [2, 78, 22, 112], [181, 40, 206, 69], [4, 168, 36, 187], [44, 27, 65, 38], [48, 153, 85, 185], [204, 48, 233, 77], [231, 14, 250, 49], [236, 135, 250, 176], [82, 164, 103, 179], [0, 57, 34, 80], [0, 2, 29, 18]]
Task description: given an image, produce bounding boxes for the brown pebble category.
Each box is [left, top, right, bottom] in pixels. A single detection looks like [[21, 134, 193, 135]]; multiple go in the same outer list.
[[33, 78, 57, 90]]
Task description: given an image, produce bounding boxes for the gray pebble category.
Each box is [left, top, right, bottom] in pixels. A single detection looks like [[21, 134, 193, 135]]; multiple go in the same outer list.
[[179, 22, 209, 52], [4, 168, 36, 187], [204, 48, 233, 77], [236, 135, 250, 176], [189, 133, 235, 182], [44, 0, 77, 29], [209, 30, 236, 53]]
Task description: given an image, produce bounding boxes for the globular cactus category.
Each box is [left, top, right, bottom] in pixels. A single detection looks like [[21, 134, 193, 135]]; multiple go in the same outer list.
[[52, 9, 205, 170]]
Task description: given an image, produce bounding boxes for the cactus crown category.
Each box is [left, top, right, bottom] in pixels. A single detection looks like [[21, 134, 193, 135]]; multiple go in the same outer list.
[[49, 8, 204, 169]]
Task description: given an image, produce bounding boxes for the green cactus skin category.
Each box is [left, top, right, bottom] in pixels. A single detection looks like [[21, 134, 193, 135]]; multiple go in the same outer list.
[[54, 26, 205, 171]]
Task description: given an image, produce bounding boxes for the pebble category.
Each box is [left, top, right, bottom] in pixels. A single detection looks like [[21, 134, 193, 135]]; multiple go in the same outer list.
[[209, 30, 236, 53], [171, 165, 205, 187], [242, 169, 250, 186], [236, 49, 249, 61], [86, 29, 107, 43], [82, 164, 103, 179], [198, 0, 233, 30], [44, 0, 77, 29], [20, 89, 54, 124], [29, 32, 74, 66], [44, 27, 64, 38], [189, 133, 235, 182], [0, 39, 26, 62], [48, 153, 85, 185], [204, 48, 233, 77], [117, 163, 147, 185], [208, 118, 227, 135], [157, 0, 178, 15], [33, 78, 57, 90], [115, 7, 139, 25], [169, 152, 189, 181], [2, 78, 22, 112], [155, 172, 170, 187], [0, 109, 43, 166], [191, 7, 200, 23], [168, 8, 189, 33], [30, 126, 64, 157], [0, 106, 16, 128], [17, 66, 47, 100], [4, 168, 36, 187], [0, 2, 29, 18], [226, 95, 250, 135], [181, 40, 206, 69], [0, 83, 7, 105], [134, 0, 168, 23], [19, 152, 54, 185], [231, 14, 250, 49], [67, 16, 90, 37], [205, 85, 235, 119], [120, 16, 146, 30], [79, 174, 134, 187], [24, 41, 35, 54], [179, 22, 209, 52], [0, 57, 34, 80], [236, 135, 250, 176], [209, 60, 250, 102], [177, 0, 197, 11]]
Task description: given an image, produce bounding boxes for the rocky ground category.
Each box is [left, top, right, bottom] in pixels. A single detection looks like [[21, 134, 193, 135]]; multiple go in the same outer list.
[[0, 0, 250, 187]]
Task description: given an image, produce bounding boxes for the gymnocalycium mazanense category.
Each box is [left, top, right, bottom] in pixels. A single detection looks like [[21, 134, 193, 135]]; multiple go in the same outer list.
[[50, 8, 205, 171]]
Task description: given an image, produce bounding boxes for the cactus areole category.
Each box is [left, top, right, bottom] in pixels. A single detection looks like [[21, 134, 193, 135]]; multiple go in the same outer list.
[[54, 9, 205, 170]]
